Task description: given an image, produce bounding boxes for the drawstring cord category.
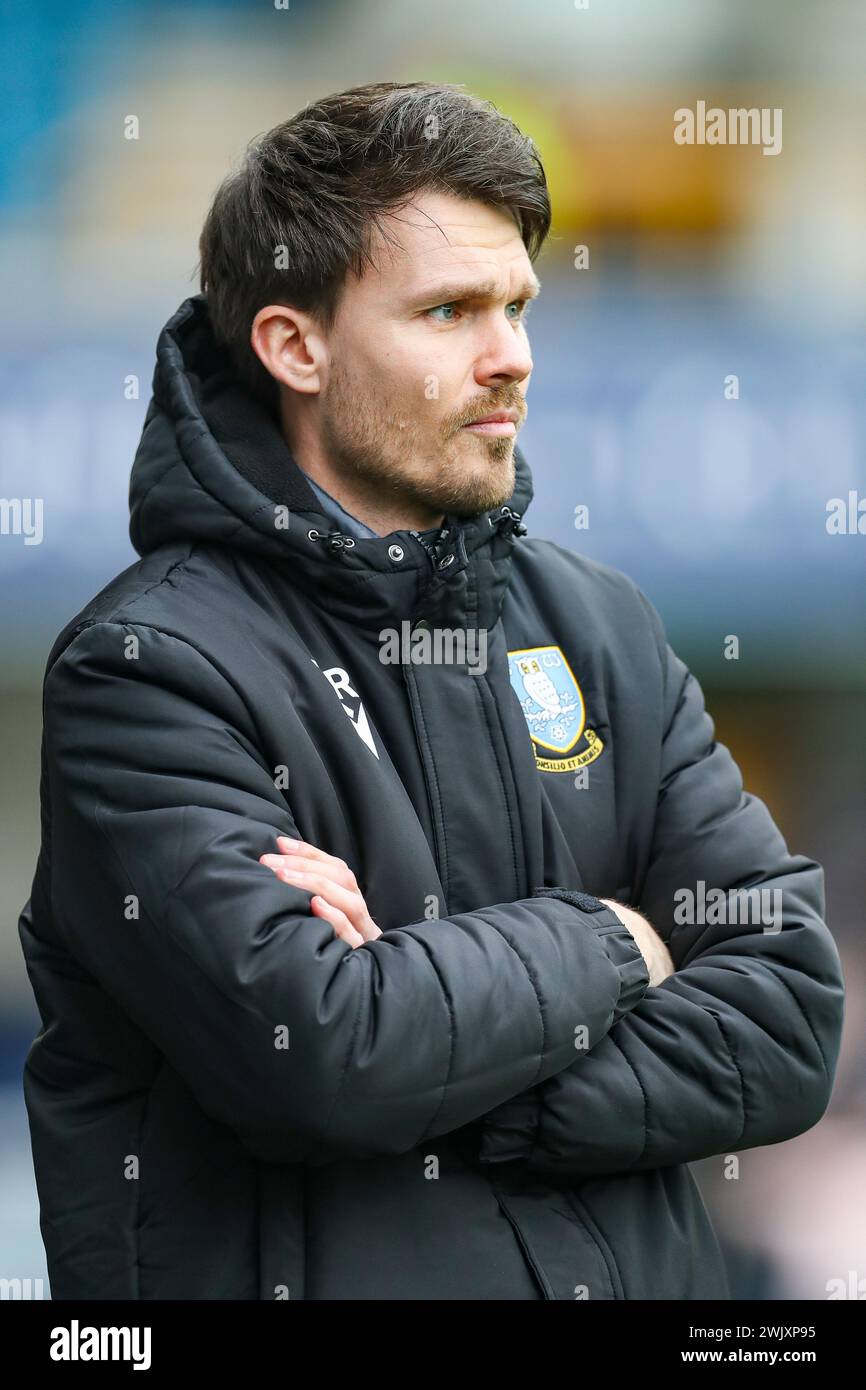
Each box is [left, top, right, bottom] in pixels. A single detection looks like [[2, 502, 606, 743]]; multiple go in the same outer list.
[[492, 506, 528, 537], [307, 528, 356, 554], [307, 506, 526, 559]]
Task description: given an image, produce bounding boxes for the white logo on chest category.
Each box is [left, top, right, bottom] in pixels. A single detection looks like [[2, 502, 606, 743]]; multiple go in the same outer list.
[[312, 660, 379, 759]]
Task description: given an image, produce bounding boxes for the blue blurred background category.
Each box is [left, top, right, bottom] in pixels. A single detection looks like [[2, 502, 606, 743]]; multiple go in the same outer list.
[[1, 0, 864, 1299]]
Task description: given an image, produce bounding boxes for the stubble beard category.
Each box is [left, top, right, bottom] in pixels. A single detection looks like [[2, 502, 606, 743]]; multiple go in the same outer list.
[[320, 359, 518, 521]]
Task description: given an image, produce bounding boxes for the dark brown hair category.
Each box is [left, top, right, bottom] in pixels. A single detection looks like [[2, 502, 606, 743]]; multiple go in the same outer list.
[[197, 81, 551, 405]]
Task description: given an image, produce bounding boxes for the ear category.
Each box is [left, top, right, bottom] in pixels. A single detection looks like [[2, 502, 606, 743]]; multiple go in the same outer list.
[[250, 303, 328, 396]]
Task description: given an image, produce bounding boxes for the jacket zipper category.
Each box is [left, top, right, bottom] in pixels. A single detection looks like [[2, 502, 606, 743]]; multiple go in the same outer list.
[[408, 527, 448, 573], [401, 660, 450, 900]]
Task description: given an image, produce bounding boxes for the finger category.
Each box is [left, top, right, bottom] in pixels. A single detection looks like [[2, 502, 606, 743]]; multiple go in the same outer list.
[[308, 889, 381, 945], [259, 852, 356, 892], [260, 857, 380, 941], [276, 869, 380, 940], [267, 867, 362, 918], [270, 839, 360, 891], [310, 895, 365, 948], [274, 836, 360, 887]]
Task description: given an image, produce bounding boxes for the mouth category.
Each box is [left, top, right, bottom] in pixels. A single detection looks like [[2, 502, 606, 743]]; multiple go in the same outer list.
[[460, 410, 521, 438]]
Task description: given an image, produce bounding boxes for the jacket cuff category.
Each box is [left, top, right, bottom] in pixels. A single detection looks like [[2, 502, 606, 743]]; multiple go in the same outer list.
[[530, 887, 649, 1024], [475, 890, 650, 1170]]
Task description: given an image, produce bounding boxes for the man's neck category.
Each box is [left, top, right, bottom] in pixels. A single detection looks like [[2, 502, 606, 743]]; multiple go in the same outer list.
[[280, 401, 445, 537], [305, 469, 444, 538]]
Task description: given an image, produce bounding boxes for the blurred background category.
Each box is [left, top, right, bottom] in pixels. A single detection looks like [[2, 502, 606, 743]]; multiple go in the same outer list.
[[1, 0, 864, 1300]]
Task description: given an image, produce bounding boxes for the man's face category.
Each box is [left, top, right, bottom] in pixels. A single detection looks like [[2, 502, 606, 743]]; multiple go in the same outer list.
[[318, 190, 537, 520]]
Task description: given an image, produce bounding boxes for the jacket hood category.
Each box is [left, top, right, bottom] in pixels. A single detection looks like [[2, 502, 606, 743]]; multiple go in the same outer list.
[[129, 294, 534, 627]]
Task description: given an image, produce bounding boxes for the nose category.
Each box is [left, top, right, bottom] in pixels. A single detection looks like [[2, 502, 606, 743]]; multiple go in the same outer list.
[[473, 312, 533, 392]]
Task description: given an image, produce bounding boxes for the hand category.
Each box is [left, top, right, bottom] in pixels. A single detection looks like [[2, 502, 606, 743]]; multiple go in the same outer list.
[[598, 898, 675, 986], [259, 836, 383, 949]]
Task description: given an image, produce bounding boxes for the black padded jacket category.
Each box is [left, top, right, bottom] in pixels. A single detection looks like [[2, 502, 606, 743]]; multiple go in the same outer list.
[[18, 295, 845, 1300]]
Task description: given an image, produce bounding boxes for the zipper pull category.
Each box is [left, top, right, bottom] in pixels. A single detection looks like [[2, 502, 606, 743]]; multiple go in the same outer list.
[[409, 529, 440, 571]]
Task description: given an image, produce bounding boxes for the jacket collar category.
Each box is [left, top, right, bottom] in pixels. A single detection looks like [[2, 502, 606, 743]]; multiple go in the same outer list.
[[298, 472, 381, 541]]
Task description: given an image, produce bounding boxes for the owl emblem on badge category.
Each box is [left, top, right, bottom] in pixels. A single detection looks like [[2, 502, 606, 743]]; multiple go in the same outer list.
[[516, 656, 570, 724], [507, 644, 604, 770]]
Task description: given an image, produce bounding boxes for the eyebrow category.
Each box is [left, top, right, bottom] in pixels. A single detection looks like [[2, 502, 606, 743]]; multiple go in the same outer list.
[[411, 276, 542, 307]]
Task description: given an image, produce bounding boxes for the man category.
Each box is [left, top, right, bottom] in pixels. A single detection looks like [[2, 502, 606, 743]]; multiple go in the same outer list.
[[19, 81, 844, 1301]]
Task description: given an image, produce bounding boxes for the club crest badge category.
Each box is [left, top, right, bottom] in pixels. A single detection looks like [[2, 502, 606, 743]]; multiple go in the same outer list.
[[507, 644, 604, 773]]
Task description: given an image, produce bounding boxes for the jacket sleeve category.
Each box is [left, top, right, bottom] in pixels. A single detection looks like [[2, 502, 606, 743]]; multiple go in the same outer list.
[[478, 590, 845, 1177], [42, 620, 650, 1167]]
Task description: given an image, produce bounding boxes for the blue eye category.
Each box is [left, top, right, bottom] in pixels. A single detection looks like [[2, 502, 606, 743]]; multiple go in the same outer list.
[[426, 300, 532, 323], [428, 303, 458, 322]]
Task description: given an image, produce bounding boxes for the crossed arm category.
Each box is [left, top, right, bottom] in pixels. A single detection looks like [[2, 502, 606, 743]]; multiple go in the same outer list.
[[43, 620, 649, 1169], [260, 835, 674, 987], [46, 616, 843, 1176], [474, 623, 845, 1177], [260, 602, 845, 1177]]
